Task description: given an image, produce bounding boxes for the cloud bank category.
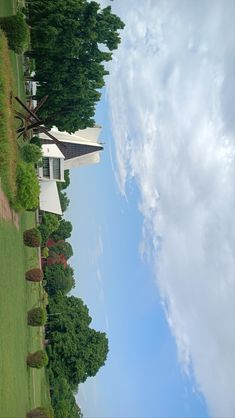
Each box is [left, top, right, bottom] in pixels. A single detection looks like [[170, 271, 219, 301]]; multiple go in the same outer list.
[[104, 0, 235, 416]]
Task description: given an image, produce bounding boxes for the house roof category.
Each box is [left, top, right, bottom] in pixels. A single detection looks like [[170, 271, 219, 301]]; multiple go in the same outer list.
[[42, 143, 65, 159], [42, 138, 103, 161]]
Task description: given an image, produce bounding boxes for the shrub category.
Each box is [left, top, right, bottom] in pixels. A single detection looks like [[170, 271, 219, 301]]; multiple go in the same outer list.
[[27, 350, 48, 369], [27, 307, 47, 326], [38, 214, 60, 245], [15, 162, 40, 210], [0, 12, 29, 53], [30, 136, 42, 148], [38, 224, 50, 246], [41, 247, 49, 258], [42, 213, 60, 234], [27, 406, 54, 418], [23, 228, 41, 247], [26, 268, 43, 282], [21, 143, 42, 163], [50, 241, 73, 260]]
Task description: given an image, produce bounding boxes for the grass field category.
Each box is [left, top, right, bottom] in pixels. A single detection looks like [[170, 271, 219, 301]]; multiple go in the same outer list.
[[0, 1, 51, 416], [0, 214, 50, 417]]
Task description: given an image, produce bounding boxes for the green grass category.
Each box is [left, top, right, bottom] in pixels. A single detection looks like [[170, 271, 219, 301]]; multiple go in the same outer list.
[[0, 1, 51, 415], [0, 214, 51, 417], [0, 0, 27, 100]]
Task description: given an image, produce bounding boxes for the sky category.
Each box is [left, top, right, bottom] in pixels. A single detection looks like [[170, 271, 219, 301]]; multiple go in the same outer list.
[[66, 1, 235, 417]]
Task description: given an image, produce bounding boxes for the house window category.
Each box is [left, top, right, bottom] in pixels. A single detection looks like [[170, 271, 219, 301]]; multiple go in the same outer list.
[[42, 157, 50, 178], [52, 158, 61, 180]]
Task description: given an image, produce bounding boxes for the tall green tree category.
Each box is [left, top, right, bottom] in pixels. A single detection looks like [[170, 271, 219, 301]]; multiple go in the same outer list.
[[47, 294, 109, 387], [28, 0, 125, 132], [51, 377, 83, 418], [51, 219, 72, 241], [44, 264, 75, 295]]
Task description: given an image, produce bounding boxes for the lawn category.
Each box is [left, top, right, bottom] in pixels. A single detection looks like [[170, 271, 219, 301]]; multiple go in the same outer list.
[[0, 1, 51, 416], [0, 214, 50, 417]]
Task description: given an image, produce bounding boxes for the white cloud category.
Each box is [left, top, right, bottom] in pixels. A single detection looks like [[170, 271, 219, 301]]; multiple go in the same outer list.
[[105, 0, 235, 416]]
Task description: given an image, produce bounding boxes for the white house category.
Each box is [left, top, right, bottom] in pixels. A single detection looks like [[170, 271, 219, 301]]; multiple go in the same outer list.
[[38, 126, 103, 214]]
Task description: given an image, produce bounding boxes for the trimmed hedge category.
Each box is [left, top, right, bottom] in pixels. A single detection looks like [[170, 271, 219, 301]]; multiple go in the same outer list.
[[26, 268, 43, 282], [0, 12, 29, 53], [23, 228, 41, 247], [15, 162, 40, 210], [27, 406, 54, 418], [27, 307, 47, 326], [27, 350, 48, 369]]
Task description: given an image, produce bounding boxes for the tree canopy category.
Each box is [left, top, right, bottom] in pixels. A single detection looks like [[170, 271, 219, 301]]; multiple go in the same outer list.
[[27, 0, 125, 132], [51, 377, 83, 418], [47, 294, 109, 387]]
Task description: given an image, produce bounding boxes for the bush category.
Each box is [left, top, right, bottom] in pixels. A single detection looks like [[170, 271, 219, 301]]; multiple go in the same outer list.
[[0, 12, 29, 53], [27, 350, 48, 369], [38, 213, 60, 245], [38, 224, 50, 246], [27, 406, 54, 418], [41, 247, 49, 258], [30, 136, 42, 148], [27, 307, 47, 326], [26, 268, 43, 282], [50, 241, 73, 260], [21, 143, 42, 163], [23, 228, 41, 247], [15, 162, 40, 210], [42, 213, 60, 234]]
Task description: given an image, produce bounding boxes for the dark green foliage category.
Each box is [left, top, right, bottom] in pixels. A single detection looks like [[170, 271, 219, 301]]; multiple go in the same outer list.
[[50, 241, 73, 260], [38, 213, 60, 245], [58, 170, 70, 190], [23, 228, 41, 247], [27, 0, 124, 132], [30, 136, 42, 148], [27, 350, 48, 369], [26, 268, 43, 282], [50, 377, 83, 418], [15, 162, 40, 210], [38, 223, 50, 246], [21, 143, 42, 163], [27, 307, 47, 326], [44, 264, 75, 295], [58, 190, 70, 213], [0, 12, 29, 53], [51, 219, 72, 241], [47, 294, 109, 387]]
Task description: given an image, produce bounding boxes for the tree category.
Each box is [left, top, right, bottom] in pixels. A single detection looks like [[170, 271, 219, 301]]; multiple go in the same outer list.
[[47, 294, 109, 388], [44, 264, 75, 295], [50, 377, 83, 418], [49, 241, 73, 260], [58, 190, 70, 213], [27, 0, 125, 132], [58, 170, 70, 190], [51, 219, 72, 241]]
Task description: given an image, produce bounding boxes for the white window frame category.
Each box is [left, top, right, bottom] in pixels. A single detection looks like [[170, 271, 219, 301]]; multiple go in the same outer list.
[[39, 157, 64, 182]]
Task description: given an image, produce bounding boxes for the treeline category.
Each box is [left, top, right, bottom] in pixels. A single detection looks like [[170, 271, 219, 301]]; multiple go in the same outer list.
[[38, 172, 108, 418], [26, 0, 125, 132]]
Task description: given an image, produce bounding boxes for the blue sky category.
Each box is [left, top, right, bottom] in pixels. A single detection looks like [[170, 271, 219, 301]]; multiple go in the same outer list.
[[66, 1, 235, 417]]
